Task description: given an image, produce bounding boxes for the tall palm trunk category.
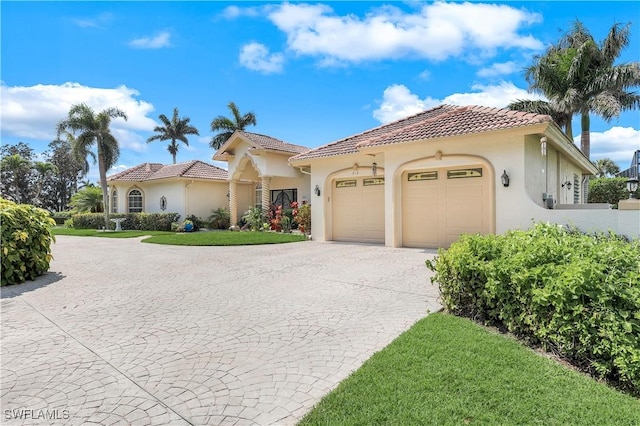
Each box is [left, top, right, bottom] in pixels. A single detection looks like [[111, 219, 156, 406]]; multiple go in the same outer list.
[[580, 113, 590, 159], [97, 141, 110, 229]]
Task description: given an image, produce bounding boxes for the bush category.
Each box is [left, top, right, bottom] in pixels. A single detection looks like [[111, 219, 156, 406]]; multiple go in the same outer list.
[[71, 212, 180, 231], [184, 215, 205, 231], [426, 223, 640, 395], [51, 211, 72, 225], [1, 198, 56, 286], [242, 207, 265, 231], [588, 177, 639, 207], [208, 208, 230, 230], [63, 218, 74, 228]]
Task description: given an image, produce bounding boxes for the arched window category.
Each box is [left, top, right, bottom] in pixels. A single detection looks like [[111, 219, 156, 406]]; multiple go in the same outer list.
[[111, 188, 118, 213], [128, 189, 143, 213]]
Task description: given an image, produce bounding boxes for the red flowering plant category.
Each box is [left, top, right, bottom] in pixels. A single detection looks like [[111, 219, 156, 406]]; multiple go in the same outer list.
[[294, 201, 311, 234]]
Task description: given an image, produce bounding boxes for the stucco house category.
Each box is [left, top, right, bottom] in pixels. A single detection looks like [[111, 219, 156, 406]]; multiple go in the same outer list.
[[213, 131, 311, 224], [107, 160, 228, 220]]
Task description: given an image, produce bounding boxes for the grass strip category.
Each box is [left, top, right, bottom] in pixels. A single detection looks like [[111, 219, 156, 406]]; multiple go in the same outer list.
[[300, 313, 640, 425], [51, 228, 172, 238], [141, 231, 307, 246]]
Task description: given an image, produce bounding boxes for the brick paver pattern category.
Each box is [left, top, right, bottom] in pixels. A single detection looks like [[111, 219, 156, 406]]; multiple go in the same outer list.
[[1, 236, 441, 425]]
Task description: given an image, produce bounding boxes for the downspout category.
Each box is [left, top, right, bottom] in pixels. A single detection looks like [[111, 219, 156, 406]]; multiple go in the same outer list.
[[185, 180, 195, 218], [297, 167, 311, 176]]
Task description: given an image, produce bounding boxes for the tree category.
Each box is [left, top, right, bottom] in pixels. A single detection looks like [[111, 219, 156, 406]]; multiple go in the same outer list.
[[46, 138, 88, 211], [69, 186, 103, 213], [147, 107, 199, 164], [593, 158, 621, 178], [509, 21, 640, 159], [57, 103, 127, 228], [0, 153, 33, 203], [33, 161, 58, 207], [210, 102, 257, 149]]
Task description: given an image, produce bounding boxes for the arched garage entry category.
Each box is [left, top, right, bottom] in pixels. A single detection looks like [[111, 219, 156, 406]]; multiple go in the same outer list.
[[327, 168, 385, 244], [397, 155, 495, 248]]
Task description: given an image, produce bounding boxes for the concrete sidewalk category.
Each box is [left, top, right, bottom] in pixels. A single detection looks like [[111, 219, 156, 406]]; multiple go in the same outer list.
[[1, 236, 440, 425]]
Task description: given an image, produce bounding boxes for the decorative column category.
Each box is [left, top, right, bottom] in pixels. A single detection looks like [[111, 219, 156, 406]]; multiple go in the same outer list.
[[229, 180, 238, 226], [261, 176, 271, 213]]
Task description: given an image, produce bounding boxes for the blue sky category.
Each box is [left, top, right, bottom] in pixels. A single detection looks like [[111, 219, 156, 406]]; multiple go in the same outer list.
[[2, 1, 639, 181]]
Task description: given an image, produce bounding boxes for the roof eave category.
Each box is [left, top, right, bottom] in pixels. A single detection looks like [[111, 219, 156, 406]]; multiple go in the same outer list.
[[544, 122, 598, 175]]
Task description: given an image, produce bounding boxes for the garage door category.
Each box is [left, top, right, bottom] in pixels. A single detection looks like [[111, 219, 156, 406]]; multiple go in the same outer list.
[[402, 166, 491, 248], [332, 177, 385, 243]]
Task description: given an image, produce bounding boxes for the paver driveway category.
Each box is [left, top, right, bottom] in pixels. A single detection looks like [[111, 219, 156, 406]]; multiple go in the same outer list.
[[1, 236, 441, 425]]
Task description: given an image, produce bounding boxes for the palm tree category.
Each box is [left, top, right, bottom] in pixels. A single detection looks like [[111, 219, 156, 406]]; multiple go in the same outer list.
[[509, 21, 640, 159], [57, 103, 127, 229], [593, 158, 621, 178], [69, 186, 103, 213], [210, 102, 257, 149], [147, 107, 199, 164]]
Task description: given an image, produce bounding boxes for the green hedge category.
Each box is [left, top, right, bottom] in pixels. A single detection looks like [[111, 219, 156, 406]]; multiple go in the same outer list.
[[71, 212, 180, 231], [426, 223, 640, 395], [51, 211, 72, 225], [1, 198, 56, 286], [588, 177, 639, 208]]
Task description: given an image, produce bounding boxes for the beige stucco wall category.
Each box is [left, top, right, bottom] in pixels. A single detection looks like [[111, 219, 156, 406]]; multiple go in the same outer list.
[[186, 180, 229, 220], [109, 179, 228, 221], [299, 127, 638, 245]]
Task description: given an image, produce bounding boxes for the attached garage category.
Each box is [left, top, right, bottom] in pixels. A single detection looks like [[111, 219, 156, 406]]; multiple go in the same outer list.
[[402, 165, 492, 248], [331, 177, 385, 243]]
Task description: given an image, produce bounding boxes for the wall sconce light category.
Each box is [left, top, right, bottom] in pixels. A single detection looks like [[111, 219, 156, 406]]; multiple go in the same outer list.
[[540, 136, 547, 156], [561, 180, 572, 190], [372, 162, 377, 176], [314, 185, 321, 196], [501, 170, 510, 187], [626, 178, 639, 199]]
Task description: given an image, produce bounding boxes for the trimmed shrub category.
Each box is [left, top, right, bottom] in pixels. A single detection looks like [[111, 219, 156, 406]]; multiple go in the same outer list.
[[427, 223, 640, 395], [589, 177, 640, 208], [71, 212, 180, 231], [1, 198, 56, 286]]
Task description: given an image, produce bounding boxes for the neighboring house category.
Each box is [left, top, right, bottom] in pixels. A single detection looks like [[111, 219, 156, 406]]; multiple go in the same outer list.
[[288, 105, 638, 246], [213, 131, 310, 224], [107, 160, 228, 220], [619, 150, 640, 179]]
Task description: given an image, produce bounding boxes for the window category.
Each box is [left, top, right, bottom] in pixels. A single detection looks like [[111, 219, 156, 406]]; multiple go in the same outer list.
[[270, 189, 297, 207], [255, 184, 262, 209], [111, 188, 118, 213], [573, 174, 580, 204], [128, 189, 143, 213]]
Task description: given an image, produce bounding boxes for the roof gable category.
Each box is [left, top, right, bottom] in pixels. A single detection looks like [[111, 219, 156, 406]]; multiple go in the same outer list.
[[108, 160, 228, 182], [214, 130, 309, 159], [292, 105, 552, 161]]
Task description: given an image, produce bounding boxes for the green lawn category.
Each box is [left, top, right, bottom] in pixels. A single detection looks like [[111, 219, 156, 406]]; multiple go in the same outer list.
[[142, 231, 307, 246], [300, 313, 640, 425], [51, 228, 172, 238], [51, 228, 307, 246]]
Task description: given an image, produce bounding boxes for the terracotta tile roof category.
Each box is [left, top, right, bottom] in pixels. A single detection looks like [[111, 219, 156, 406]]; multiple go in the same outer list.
[[239, 131, 309, 154], [108, 160, 228, 182], [292, 105, 552, 161]]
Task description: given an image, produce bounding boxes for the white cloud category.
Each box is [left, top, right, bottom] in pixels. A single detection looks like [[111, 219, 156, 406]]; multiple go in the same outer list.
[[0, 82, 156, 152], [128, 31, 171, 49], [477, 61, 519, 77], [418, 70, 432, 81], [72, 12, 113, 28], [577, 127, 640, 166], [220, 5, 261, 19], [239, 42, 284, 73], [266, 3, 542, 64], [108, 164, 129, 174], [373, 81, 542, 123]]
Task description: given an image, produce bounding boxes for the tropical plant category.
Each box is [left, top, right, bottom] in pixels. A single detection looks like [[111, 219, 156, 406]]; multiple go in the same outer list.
[[0, 153, 33, 203], [593, 158, 621, 178], [294, 202, 311, 234], [147, 107, 200, 164], [69, 186, 104, 213], [242, 206, 264, 231], [57, 103, 127, 229], [588, 177, 639, 207], [509, 21, 640, 159], [208, 207, 230, 229], [210, 101, 257, 149]]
